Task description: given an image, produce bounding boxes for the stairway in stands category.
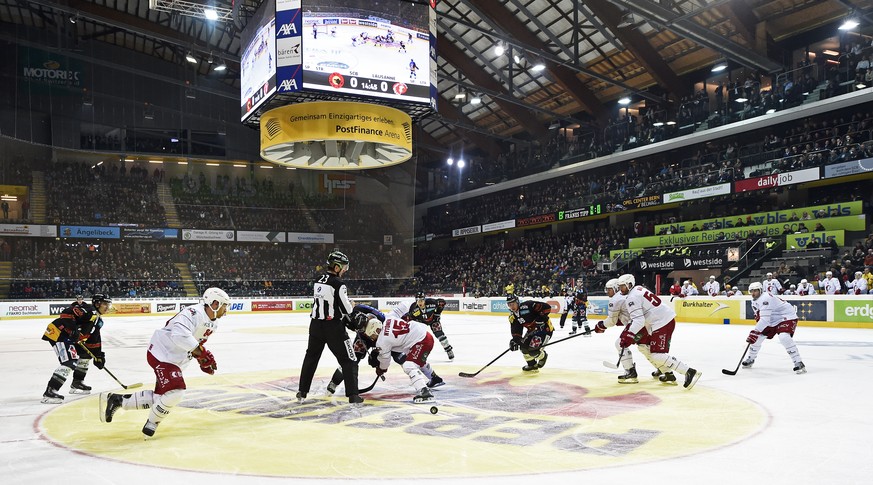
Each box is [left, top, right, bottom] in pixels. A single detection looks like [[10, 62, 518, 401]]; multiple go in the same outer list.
[[29, 172, 47, 223], [0, 262, 12, 299], [175, 263, 199, 297], [157, 183, 181, 228]]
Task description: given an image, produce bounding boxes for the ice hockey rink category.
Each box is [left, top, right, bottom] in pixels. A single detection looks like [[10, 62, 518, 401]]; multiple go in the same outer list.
[[2, 312, 872, 485]]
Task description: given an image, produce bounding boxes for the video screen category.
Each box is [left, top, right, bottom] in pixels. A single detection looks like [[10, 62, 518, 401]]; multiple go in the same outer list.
[[301, 0, 433, 104], [240, 0, 277, 121]]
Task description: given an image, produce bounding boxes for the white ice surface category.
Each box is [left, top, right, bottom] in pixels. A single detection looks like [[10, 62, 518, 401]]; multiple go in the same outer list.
[[1, 313, 871, 485]]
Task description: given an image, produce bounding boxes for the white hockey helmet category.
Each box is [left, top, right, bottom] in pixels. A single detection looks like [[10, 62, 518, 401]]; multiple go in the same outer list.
[[710, 275, 716, 280], [617, 274, 635, 289], [605, 278, 620, 292], [683, 280, 691, 286], [748, 282, 764, 294], [800, 279, 808, 284], [364, 317, 383, 339], [790, 284, 796, 289], [766, 272, 773, 278], [203, 287, 231, 308], [826, 271, 833, 276], [856, 271, 863, 278]]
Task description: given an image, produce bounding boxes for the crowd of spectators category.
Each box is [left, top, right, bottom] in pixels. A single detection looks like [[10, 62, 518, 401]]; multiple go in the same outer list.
[[8, 239, 184, 299], [423, 107, 873, 236], [45, 161, 167, 227]]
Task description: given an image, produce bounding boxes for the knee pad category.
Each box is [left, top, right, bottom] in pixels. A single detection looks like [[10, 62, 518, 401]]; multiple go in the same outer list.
[[637, 344, 652, 359], [777, 332, 796, 347], [54, 365, 73, 377], [75, 359, 90, 371], [401, 361, 427, 389], [648, 353, 672, 369], [155, 389, 184, 416]]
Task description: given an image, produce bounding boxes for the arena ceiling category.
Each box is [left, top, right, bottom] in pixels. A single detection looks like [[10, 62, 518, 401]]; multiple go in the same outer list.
[[1, 0, 872, 160]]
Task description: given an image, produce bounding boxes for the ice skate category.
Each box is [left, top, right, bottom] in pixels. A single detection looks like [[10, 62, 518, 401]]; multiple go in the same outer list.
[[793, 362, 807, 374], [742, 357, 755, 369], [41, 387, 64, 404], [427, 373, 445, 388], [142, 420, 158, 438], [295, 391, 307, 403], [568, 327, 577, 335], [618, 365, 638, 384], [326, 382, 337, 395], [446, 347, 455, 361], [69, 380, 91, 394], [101, 392, 123, 423], [683, 368, 702, 390], [521, 361, 539, 372], [348, 394, 364, 406], [536, 351, 549, 369], [651, 369, 663, 379], [658, 372, 678, 384], [413, 387, 435, 404], [582, 325, 592, 336]]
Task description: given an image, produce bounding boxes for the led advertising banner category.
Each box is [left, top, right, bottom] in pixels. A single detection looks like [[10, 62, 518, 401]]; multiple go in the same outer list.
[[241, 0, 278, 121], [655, 201, 861, 235]]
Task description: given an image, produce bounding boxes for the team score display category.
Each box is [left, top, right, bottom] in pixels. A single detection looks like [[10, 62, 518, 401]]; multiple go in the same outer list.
[[384, 318, 410, 337], [349, 78, 389, 92], [643, 291, 662, 307]]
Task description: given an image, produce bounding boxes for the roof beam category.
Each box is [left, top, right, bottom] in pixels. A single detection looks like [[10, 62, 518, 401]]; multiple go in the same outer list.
[[438, 34, 550, 140], [611, 0, 781, 73], [433, 95, 503, 157], [26, 0, 239, 64], [585, 0, 690, 98], [462, 0, 607, 120]]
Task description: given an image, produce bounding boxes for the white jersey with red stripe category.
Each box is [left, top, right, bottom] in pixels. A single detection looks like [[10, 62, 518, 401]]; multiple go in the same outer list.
[[763, 278, 783, 295], [796, 282, 814, 295], [751, 292, 798, 331], [148, 304, 217, 368], [624, 285, 676, 335], [603, 292, 629, 328], [375, 316, 430, 368]]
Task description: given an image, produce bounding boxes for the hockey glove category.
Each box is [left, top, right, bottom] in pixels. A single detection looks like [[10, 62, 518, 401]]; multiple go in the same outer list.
[[593, 321, 607, 334], [92, 351, 106, 369], [619, 331, 635, 349], [509, 339, 520, 352], [196, 346, 218, 374], [368, 348, 380, 368], [375, 366, 388, 377], [746, 330, 762, 345]]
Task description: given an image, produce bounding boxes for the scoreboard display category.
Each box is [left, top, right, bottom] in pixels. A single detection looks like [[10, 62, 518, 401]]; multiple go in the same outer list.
[[300, 0, 434, 105]]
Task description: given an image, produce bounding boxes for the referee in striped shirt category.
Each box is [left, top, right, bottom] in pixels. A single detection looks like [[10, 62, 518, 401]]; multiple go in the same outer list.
[[296, 251, 362, 404]]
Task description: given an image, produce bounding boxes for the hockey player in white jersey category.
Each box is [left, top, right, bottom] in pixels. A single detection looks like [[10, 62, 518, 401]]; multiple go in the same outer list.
[[615, 274, 702, 389], [796, 279, 815, 295], [763, 272, 783, 295], [848, 271, 869, 295], [100, 287, 230, 437], [702, 276, 720, 297], [742, 282, 806, 374], [818, 271, 841, 294], [371, 312, 438, 404], [681, 280, 698, 297]]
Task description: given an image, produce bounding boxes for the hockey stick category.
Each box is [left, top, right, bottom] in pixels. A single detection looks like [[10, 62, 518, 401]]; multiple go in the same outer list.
[[721, 343, 752, 376], [602, 347, 626, 369], [78, 344, 143, 390], [358, 374, 385, 394], [459, 348, 511, 378], [459, 329, 592, 378]]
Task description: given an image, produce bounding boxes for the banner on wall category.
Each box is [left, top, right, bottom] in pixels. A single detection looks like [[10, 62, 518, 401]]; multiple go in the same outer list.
[[654, 201, 861, 235], [123, 228, 179, 240], [1, 302, 46, 317], [833, 300, 873, 323], [629, 214, 865, 249], [638, 256, 726, 271], [734, 167, 819, 192], [663, 183, 731, 203], [744, 299, 827, 322], [823, 158, 873, 179], [252, 301, 294, 311], [785, 230, 845, 249], [675, 299, 741, 322], [60, 225, 120, 239], [155, 303, 178, 313], [516, 213, 557, 227], [287, 232, 334, 243], [113, 303, 151, 314], [482, 220, 516, 232], [237, 231, 286, 243], [182, 229, 235, 241], [0, 224, 57, 237], [294, 300, 313, 311], [452, 225, 481, 237]]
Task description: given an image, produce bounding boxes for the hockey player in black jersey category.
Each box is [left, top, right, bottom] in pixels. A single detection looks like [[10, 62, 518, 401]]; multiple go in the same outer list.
[[567, 289, 591, 336], [40, 294, 112, 403], [406, 291, 455, 360], [506, 294, 554, 372]]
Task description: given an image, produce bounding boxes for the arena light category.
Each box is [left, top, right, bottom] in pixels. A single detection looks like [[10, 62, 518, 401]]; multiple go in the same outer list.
[[839, 18, 859, 30], [469, 95, 482, 105], [457, 159, 466, 168], [618, 96, 631, 105], [711, 62, 728, 72], [206, 162, 220, 166], [233, 164, 247, 168], [185, 51, 197, 63], [653, 121, 664, 127], [177, 161, 188, 165], [446, 158, 454, 166], [735, 97, 749, 103], [148, 160, 163, 164], [822, 49, 840, 56], [531, 63, 546, 72], [454, 92, 466, 100], [666, 121, 676, 125], [259, 165, 274, 169], [204, 9, 219, 21], [494, 43, 505, 56], [124, 158, 134, 162], [766, 109, 776, 114], [213, 62, 227, 72]]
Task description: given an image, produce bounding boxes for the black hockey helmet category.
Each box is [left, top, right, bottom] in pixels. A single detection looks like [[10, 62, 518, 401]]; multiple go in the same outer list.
[[415, 291, 426, 300], [327, 250, 349, 269], [506, 294, 519, 305], [75, 294, 84, 301], [352, 311, 370, 331], [92, 293, 112, 307]]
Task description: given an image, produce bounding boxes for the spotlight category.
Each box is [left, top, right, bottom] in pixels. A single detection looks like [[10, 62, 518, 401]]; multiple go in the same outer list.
[[213, 62, 227, 72], [494, 44, 505, 56], [185, 51, 197, 63], [204, 9, 219, 21], [513, 54, 522, 65], [447, 158, 454, 166], [470, 95, 482, 105], [531, 63, 546, 72], [618, 97, 631, 105], [454, 92, 466, 100], [839, 18, 859, 30], [735, 97, 749, 103], [68, 15, 78, 24], [457, 159, 466, 168], [711, 62, 728, 72]]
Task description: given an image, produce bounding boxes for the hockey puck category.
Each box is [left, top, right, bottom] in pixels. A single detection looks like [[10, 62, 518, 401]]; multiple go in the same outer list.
[[430, 406, 438, 414]]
